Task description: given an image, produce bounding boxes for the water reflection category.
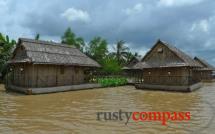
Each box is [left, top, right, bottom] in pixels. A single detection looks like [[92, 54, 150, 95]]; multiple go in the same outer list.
[[0, 83, 215, 134]]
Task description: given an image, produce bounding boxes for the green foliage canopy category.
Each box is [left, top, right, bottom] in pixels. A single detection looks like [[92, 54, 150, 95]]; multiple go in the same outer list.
[[0, 33, 16, 78], [100, 56, 122, 74], [86, 36, 108, 63], [61, 27, 85, 51]]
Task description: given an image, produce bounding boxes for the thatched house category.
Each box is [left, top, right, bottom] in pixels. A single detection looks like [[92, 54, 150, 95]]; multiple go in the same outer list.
[[122, 56, 143, 84], [194, 57, 215, 82], [6, 38, 101, 94], [134, 40, 202, 92], [124, 56, 141, 69]]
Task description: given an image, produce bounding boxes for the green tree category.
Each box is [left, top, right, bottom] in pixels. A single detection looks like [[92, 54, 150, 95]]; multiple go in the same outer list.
[[75, 37, 85, 51], [101, 56, 121, 74], [35, 33, 40, 40], [0, 33, 16, 78], [61, 27, 85, 51], [86, 36, 108, 63], [112, 40, 129, 65]]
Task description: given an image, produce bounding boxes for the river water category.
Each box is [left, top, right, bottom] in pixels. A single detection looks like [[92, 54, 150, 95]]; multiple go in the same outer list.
[[0, 83, 215, 134]]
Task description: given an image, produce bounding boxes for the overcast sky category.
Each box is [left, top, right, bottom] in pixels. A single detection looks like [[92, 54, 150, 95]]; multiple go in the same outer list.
[[1, 0, 215, 65]]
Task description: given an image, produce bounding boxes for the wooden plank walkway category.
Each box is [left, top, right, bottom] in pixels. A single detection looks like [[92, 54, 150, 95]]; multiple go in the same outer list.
[[135, 82, 202, 92], [7, 83, 102, 95]]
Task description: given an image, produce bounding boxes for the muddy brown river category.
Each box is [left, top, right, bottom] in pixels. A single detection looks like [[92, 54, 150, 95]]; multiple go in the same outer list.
[[0, 83, 215, 134]]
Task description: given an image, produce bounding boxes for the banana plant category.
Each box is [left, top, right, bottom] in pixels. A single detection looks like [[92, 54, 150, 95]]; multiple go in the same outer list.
[[0, 33, 16, 79]]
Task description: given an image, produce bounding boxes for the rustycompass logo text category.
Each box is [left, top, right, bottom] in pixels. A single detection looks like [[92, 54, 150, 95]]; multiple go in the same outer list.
[[96, 109, 191, 125]]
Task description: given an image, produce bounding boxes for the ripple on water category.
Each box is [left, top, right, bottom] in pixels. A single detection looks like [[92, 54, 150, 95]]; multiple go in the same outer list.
[[1, 84, 215, 134]]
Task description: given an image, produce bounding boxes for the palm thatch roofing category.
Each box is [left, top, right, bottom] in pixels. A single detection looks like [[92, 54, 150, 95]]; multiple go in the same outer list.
[[194, 57, 215, 71], [8, 38, 100, 67], [133, 40, 201, 69], [122, 56, 142, 70]]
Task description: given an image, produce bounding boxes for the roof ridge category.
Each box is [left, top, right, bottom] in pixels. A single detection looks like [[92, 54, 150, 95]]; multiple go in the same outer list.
[[160, 40, 186, 56], [27, 50, 87, 58], [10, 38, 101, 67], [194, 56, 215, 70], [19, 38, 77, 49], [159, 40, 196, 64], [141, 39, 199, 67]]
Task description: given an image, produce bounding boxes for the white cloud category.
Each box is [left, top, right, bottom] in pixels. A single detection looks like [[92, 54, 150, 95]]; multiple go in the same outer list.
[[124, 42, 148, 57], [199, 20, 209, 32], [133, 47, 149, 57], [158, 0, 203, 7], [61, 8, 90, 22], [190, 19, 209, 33], [124, 3, 143, 15], [0, 0, 7, 6], [0, 0, 9, 14]]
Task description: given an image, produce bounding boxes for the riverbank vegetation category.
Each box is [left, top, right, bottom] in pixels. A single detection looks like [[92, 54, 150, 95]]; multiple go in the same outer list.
[[0, 33, 16, 80], [97, 77, 127, 87]]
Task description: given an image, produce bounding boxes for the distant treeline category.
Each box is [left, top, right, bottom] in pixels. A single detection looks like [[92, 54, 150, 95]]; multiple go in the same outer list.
[[0, 27, 141, 79]]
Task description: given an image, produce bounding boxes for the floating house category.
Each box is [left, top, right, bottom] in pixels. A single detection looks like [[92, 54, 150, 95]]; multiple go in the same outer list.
[[134, 40, 202, 92], [6, 38, 101, 94], [122, 56, 143, 84], [194, 57, 215, 82], [124, 56, 141, 69]]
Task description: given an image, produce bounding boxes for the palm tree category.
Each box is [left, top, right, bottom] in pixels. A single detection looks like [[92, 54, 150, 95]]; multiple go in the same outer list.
[[124, 52, 135, 63], [35, 33, 40, 40], [112, 40, 129, 65]]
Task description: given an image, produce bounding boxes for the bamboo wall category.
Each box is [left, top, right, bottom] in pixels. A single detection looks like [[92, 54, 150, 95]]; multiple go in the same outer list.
[[122, 70, 143, 83], [11, 64, 85, 88], [142, 67, 196, 86], [194, 70, 213, 81]]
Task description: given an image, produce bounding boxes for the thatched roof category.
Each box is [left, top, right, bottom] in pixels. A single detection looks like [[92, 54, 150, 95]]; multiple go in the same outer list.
[[133, 40, 200, 69], [194, 57, 215, 71], [132, 62, 151, 69], [122, 56, 142, 70], [8, 38, 100, 67]]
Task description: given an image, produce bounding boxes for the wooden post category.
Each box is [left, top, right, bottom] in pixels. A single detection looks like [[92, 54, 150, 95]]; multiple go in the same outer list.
[[36, 65, 38, 88], [32, 64, 34, 87], [23, 63, 25, 87], [27, 64, 29, 87], [188, 67, 190, 85], [12, 65, 14, 85], [56, 66, 58, 86], [6, 66, 9, 88]]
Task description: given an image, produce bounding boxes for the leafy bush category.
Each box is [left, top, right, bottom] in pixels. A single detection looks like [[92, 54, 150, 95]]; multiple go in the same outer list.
[[100, 56, 122, 74], [97, 77, 127, 87]]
